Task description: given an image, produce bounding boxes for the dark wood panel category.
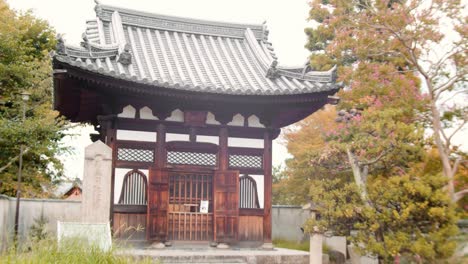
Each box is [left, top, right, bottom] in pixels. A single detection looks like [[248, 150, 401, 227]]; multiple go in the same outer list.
[[213, 170, 239, 243], [113, 205, 147, 214], [239, 216, 263, 241], [113, 213, 146, 240], [115, 160, 153, 169], [228, 147, 264, 156], [116, 140, 156, 148], [231, 168, 264, 175], [166, 141, 218, 153], [147, 167, 169, 241], [239, 208, 264, 216]]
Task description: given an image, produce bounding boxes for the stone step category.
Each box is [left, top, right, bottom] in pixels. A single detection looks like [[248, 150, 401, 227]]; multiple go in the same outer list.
[[156, 256, 246, 264], [161, 259, 247, 264]]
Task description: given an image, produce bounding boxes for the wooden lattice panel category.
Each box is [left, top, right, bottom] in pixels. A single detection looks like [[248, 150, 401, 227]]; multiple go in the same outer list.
[[167, 151, 217, 166], [168, 212, 213, 241], [229, 154, 263, 169], [117, 148, 154, 163]]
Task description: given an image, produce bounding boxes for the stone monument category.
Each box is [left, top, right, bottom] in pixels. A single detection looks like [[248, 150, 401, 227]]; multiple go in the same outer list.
[[57, 141, 113, 251], [81, 140, 112, 222]]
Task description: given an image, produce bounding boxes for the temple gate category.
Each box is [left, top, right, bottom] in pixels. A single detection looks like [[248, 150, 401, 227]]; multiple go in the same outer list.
[[52, 2, 339, 245]]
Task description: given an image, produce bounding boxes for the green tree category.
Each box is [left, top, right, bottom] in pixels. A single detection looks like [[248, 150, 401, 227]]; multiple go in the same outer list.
[[0, 0, 67, 197], [304, 167, 458, 262]]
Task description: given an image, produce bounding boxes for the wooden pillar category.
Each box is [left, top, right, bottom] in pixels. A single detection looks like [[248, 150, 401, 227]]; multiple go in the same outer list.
[[218, 126, 228, 170], [214, 125, 228, 242], [156, 123, 166, 168], [263, 130, 272, 243]]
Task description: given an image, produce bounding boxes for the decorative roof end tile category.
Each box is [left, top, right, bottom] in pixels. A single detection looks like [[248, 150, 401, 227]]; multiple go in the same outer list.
[[94, 0, 103, 16], [266, 60, 279, 79], [56, 34, 67, 55], [261, 21, 269, 42], [117, 44, 132, 65]]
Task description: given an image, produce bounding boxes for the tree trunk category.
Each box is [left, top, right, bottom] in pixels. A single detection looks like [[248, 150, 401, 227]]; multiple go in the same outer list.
[[429, 96, 456, 201], [347, 148, 369, 204]]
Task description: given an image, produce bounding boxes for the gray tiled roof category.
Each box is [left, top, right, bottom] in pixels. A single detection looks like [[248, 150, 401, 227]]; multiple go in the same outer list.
[[54, 3, 338, 96]]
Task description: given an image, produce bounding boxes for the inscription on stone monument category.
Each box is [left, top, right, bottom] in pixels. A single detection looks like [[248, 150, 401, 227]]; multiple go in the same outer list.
[[81, 140, 112, 223]]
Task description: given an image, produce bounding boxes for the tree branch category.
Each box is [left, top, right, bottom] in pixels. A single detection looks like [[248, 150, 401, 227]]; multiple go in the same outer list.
[[450, 157, 464, 178], [434, 74, 463, 96], [446, 120, 468, 147], [0, 148, 30, 174], [440, 90, 468, 105], [358, 146, 393, 166], [454, 189, 468, 202]]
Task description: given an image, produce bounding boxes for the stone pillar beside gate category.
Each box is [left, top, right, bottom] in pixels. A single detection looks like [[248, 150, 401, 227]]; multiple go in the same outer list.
[[57, 141, 113, 251], [81, 140, 112, 223], [310, 232, 324, 264]]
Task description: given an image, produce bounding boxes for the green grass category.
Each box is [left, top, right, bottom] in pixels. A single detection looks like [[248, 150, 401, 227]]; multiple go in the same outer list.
[[273, 238, 310, 252], [0, 238, 154, 264]]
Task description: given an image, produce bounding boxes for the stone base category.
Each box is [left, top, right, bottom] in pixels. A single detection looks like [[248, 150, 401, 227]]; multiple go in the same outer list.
[[119, 247, 309, 264], [149, 242, 165, 249], [210, 241, 218, 247], [217, 243, 229, 249], [164, 241, 172, 247], [261, 242, 274, 250]]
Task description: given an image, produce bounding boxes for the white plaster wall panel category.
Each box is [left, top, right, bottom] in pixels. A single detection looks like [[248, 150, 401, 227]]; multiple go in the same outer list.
[[206, 112, 221, 125], [139, 106, 158, 120], [117, 105, 136, 118], [166, 109, 184, 122], [227, 113, 244, 126], [228, 137, 264, 148], [116, 130, 157, 142], [197, 135, 219, 145], [248, 115, 264, 128], [114, 168, 149, 204], [166, 133, 190, 142]]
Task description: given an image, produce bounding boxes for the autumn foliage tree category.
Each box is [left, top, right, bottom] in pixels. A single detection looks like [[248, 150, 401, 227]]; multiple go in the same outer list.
[[0, 1, 68, 197], [273, 0, 465, 261], [306, 0, 467, 202]]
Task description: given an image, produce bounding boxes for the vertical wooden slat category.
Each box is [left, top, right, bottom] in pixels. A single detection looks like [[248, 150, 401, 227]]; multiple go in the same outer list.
[[183, 212, 186, 240], [178, 211, 181, 239], [196, 174, 199, 205], [172, 213, 175, 240], [129, 173, 132, 204], [178, 175, 182, 205]]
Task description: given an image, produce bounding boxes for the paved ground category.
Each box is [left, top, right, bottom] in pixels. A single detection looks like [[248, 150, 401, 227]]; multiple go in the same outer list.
[[116, 242, 309, 264], [120, 247, 308, 257]]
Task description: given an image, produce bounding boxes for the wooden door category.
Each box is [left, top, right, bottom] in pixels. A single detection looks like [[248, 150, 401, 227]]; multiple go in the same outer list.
[[213, 170, 239, 243], [167, 171, 213, 241], [147, 167, 169, 241]]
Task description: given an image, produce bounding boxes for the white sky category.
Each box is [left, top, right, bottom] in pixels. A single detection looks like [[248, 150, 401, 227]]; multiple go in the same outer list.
[[8, 0, 315, 178]]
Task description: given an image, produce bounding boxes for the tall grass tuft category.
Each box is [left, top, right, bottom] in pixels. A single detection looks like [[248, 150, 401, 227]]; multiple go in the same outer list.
[[0, 238, 154, 264], [273, 238, 310, 252]]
